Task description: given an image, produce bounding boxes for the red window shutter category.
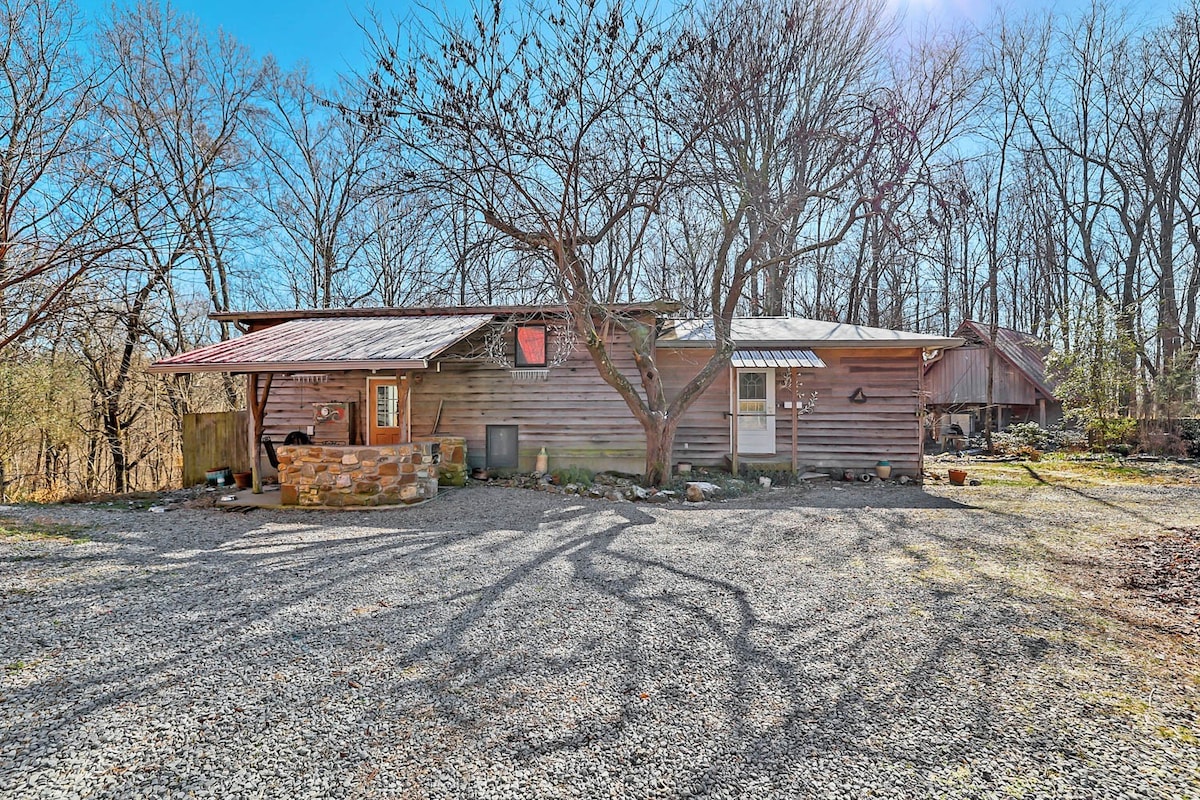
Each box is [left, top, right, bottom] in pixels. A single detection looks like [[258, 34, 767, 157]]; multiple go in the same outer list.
[[515, 326, 547, 367]]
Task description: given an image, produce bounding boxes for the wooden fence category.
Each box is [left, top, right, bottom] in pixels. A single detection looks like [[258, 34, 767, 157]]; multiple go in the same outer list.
[[182, 411, 249, 487]]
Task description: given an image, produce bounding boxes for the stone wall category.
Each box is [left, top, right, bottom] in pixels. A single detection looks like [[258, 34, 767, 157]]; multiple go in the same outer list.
[[277, 442, 439, 507], [421, 435, 467, 486]]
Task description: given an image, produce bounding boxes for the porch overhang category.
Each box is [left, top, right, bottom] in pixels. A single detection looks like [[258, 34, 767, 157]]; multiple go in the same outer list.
[[148, 314, 495, 375], [731, 349, 826, 369]]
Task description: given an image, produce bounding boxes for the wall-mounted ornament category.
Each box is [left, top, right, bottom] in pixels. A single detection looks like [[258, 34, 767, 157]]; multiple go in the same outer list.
[[848, 387, 869, 404]]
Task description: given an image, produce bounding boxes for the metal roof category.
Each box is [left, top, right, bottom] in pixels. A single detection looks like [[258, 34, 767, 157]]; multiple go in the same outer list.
[[148, 315, 495, 374], [953, 320, 1058, 397], [730, 349, 826, 369], [210, 302, 680, 326], [661, 318, 963, 349]]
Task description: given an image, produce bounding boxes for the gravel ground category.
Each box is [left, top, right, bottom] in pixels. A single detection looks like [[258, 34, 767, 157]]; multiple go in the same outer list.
[[1, 482, 1198, 799]]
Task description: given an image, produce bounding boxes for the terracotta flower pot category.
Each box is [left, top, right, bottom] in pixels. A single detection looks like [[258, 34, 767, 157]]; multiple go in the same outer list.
[[948, 468, 968, 486], [233, 471, 253, 490]]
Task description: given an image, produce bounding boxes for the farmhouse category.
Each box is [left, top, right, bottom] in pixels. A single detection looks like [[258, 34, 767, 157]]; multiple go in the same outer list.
[[150, 305, 961, 505], [923, 320, 1062, 446]]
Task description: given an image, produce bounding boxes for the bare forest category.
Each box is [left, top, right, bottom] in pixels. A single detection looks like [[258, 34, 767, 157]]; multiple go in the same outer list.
[[1, 0, 1198, 497]]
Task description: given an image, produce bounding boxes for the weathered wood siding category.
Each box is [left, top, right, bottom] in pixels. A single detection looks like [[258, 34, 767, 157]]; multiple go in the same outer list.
[[790, 348, 924, 473], [656, 348, 731, 465], [253, 336, 927, 476], [658, 347, 926, 474], [182, 410, 249, 486], [258, 373, 369, 446], [924, 345, 1037, 406], [411, 328, 647, 473]]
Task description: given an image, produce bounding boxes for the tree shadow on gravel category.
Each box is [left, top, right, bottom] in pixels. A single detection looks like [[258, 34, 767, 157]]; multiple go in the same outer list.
[[3, 487, 1198, 799]]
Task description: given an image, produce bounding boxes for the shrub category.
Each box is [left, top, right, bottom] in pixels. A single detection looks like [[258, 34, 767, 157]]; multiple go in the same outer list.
[[1084, 416, 1138, 452], [551, 465, 595, 486]]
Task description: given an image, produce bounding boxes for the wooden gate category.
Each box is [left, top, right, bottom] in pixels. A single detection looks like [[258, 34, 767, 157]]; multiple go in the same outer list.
[[182, 411, 250, 487]]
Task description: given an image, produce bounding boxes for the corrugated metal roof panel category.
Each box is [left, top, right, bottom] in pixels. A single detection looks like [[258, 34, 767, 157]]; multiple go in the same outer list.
[[661, 318, 963, 349], [953, 321, 1058, 398], [149, 315, 495, 374], [731, 350, 826, 369]]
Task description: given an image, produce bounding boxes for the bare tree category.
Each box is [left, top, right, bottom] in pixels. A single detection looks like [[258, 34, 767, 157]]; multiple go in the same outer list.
[[682, 0, 896, 319], [251, 63, 382, 308], [80, 0, 260, 491], [360, 0, 743, 484], [0, 0, 123, 351]]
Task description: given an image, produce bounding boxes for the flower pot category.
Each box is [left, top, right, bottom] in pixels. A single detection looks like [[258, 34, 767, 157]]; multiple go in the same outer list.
[[948, 468, 968, 486], [206, 466, 232, 487], [875, 460, 892, 479], [676, 461, 692, 474], [233, 471, 253, 490]]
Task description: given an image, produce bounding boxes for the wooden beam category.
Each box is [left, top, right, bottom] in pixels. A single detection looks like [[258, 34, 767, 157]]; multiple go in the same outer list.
[[398, 371, 412, 442], [248, 372, 273, 493], [730, 366, 739, 476], [791, 367, 799, 473]]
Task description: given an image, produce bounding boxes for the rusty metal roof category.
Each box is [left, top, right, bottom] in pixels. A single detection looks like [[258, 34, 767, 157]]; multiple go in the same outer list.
[[953, 321, 1058, 398], [730, 350, 826, 369], [148, 314, 494, 374], [661, 318, 963, 349], [210, 302, 680, 327]]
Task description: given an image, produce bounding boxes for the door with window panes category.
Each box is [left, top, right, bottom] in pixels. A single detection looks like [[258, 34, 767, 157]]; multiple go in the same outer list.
[[735, 369, 776, 454], [367, 377, 405, 445]]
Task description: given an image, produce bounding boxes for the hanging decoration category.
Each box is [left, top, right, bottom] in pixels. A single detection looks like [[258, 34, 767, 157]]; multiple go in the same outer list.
[[777, 371, 819, 415]]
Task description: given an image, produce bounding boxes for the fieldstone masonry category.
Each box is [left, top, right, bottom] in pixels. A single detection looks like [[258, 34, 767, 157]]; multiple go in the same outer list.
[[275, 436, 467, 507], [420, 435, 468, 487], [277, 442, 433, 507]]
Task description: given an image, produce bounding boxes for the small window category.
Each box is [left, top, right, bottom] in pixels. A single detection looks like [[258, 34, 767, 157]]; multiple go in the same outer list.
[[514, 325, 547, 367]]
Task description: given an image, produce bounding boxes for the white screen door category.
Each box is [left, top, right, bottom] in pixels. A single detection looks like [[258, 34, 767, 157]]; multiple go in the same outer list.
[[736, 369, 776, 454]]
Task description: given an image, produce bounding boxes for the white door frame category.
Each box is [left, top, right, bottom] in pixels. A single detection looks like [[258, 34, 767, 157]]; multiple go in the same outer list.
[[734, 368, 776, 455]]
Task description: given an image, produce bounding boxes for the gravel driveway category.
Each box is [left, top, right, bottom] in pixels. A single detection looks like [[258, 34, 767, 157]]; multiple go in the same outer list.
[[2, 482, 1198, 799]]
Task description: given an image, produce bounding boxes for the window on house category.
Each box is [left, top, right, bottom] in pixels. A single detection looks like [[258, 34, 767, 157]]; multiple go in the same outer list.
[[514, 325, 547, 367]]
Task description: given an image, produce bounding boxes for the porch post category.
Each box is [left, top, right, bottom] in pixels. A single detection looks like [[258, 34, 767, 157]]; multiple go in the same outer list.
[[247, 372, 273, 493], [1038, 398, 1047, 428], [730, 365, 739, 475], [791, 366, 799, 473], [398, 370, 411, 443]]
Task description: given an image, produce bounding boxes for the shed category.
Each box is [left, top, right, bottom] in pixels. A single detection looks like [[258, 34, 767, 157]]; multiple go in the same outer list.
[[922, 320, 1062, 443]]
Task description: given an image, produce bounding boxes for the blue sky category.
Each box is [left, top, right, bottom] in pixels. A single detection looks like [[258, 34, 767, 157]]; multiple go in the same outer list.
[[74, 0, 1180, 87]]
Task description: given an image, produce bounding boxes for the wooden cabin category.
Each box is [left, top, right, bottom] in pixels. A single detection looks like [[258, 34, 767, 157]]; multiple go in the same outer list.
[[150, 306, 962, 502], [922, 320, 1062, 446]]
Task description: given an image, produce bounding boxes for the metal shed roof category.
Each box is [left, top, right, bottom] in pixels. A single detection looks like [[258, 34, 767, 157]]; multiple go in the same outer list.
[[660, 318, 963, 349], [730, 350, 826, 369], [148, 314, 495, 374], [953, 320, 1058, 398]]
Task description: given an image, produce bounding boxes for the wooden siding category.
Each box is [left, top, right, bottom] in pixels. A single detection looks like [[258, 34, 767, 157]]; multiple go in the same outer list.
[[787, 348, 924, 473], [255, 332, 928, 476], [182, 411, 249, 485], [658, 347, 926, 474], [657, 348, 732, 465], [258, 373, 369, 446], [925, 346, 1038, 406], [411, 328, 646, 473]]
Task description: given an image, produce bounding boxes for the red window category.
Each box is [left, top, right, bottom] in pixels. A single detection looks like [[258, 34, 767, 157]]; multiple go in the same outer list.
[[515, 325, 547, 367]]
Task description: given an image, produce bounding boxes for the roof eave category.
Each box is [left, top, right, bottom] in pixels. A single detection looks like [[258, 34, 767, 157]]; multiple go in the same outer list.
[[661, 338, 964, 349], [146, 359, 430, 375]]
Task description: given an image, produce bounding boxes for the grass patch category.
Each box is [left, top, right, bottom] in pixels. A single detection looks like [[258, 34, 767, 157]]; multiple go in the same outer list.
[[946, 454, 1196, 488], [0, 517, 90, 544]]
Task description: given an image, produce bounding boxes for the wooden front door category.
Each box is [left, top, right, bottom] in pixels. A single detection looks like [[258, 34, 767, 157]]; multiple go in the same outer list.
[[367, 376, 406, 445], [735, 368, 776, 454]]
